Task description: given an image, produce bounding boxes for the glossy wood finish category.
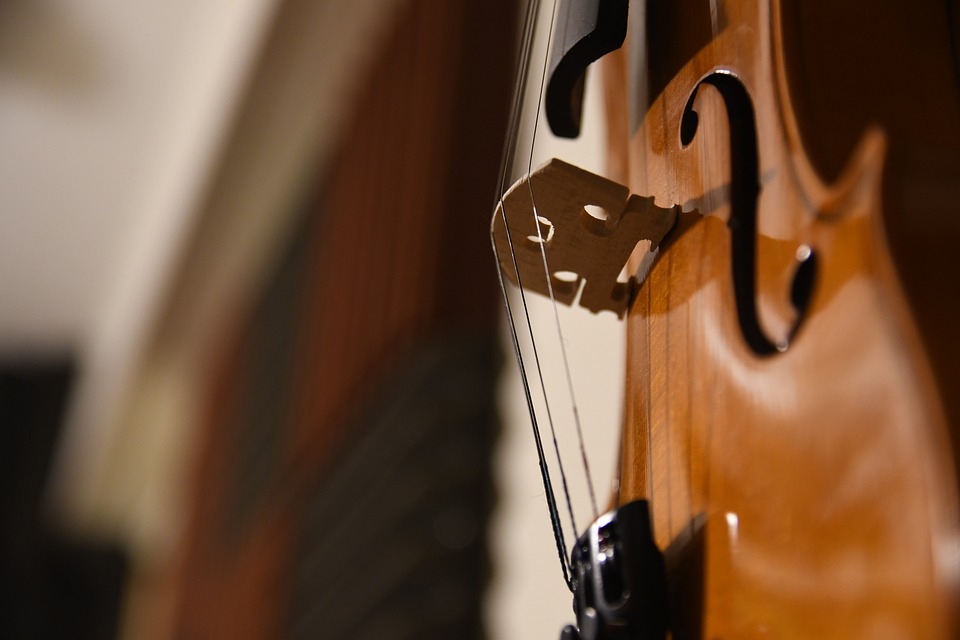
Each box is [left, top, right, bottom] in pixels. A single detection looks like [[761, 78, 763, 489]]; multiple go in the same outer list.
[[605, 0, 960, 636]]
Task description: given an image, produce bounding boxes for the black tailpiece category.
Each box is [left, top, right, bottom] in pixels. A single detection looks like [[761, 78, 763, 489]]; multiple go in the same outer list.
[[559, 500, 667, 640]]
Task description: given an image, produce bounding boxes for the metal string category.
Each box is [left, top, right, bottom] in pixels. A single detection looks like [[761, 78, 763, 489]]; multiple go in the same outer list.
[[492, 244, 572, 589], [523, 0, 600, 522], [492, 0, 574, 590], [493, 0, 627, 590], [515, 0, 582, 541]]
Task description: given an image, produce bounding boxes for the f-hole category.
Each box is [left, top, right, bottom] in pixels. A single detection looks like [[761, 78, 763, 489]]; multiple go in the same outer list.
[[679, 70, 815, 356]]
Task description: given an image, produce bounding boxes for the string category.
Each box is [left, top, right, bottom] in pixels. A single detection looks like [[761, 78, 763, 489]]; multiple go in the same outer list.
[[645, 262, 655, 520], [494, 0, 689, 574], [629, 16, 657, 538], [492, 0, 631, 589], [492, 245, 572, 589], [523, 0, 600, 522], [491, 0, 574, 591], [517, 0, 582, 540]]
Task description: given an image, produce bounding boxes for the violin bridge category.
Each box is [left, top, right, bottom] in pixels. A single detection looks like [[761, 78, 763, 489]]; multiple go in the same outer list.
[[492, 159, 676, 318]]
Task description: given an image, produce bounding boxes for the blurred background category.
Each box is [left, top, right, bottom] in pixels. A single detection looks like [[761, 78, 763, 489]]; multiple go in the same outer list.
[[0, 0, 622, 638]]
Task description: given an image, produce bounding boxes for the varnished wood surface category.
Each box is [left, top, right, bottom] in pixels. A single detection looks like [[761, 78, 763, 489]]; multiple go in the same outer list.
[[604, 0, 960, 636]]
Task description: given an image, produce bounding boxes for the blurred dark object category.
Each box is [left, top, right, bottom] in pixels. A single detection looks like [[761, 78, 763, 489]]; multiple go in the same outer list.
[[0, 363, 127, 640]]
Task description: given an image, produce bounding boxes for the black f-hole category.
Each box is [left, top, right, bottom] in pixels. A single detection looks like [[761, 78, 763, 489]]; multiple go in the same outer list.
[[679, 71, 815, 356]]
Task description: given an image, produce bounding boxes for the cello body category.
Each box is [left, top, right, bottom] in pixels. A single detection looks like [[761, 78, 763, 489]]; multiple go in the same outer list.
[[605, 0, 960, 636]]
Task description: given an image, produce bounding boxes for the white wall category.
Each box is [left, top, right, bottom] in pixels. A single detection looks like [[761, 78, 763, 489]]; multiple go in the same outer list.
[[0, 0, 276, 355]]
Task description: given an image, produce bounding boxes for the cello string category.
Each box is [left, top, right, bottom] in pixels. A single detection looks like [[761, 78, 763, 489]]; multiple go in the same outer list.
[[493, 0, 570, 580], [645, 266, 655, 522], [628, 22, 657, 535], [493, 244, 572, 589], [664, 254, 673, 536], [523, 0, 600, 523], [516, 0, 584, 537], [492, 0, 574, 590]]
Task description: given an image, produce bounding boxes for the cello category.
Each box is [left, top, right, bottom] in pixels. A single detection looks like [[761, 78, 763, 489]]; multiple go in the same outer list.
[[493, 0, 960, 637]]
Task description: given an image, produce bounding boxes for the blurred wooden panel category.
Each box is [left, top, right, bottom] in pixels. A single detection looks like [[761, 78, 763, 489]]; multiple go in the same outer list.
[[165, 1, 517, 638]]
